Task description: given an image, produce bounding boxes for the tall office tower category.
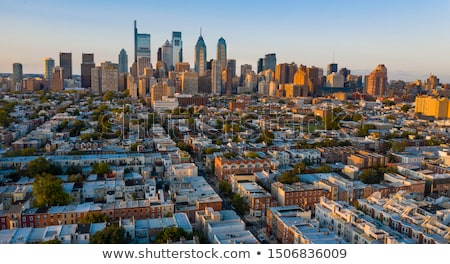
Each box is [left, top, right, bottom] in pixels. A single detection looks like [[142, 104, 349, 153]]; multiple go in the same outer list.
[[119, 49, 128, 73], [339, 67, 350, 80], [194, 33, 207, 76], [307, 66, 321, 95], [263, 53, 276, 72], [275, 63, 289, 84], [175, 62, 190, 72], [81, 53, 95, 88], [134, 20, 151, 76], [43, 58, 55, 80], [240, 64, 252, 85], [12, 63, 23, 84], [91, 61, 119, 94], [327, 63, 338, 75], [181, 71, 199, 95], [425, 74, 439, 91], [227, 59, 236, 77], [216, 37, 227, 70], [52, 66, 64, 92], [211, 60, 222, 95], [326, 72, 345, 88], [257, 58, 264, 73], [172, 31, 182, 66], [223, 62, 233, 96], [367, 64, 387, 97], [161, 40, 173, 71], [287, 63, 298, 83], [155, 61, 167, 78], [59, 52, 72, 79]]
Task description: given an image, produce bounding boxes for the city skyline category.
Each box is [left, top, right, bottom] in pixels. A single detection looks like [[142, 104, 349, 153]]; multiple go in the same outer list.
[[1, 0, 450, 82]]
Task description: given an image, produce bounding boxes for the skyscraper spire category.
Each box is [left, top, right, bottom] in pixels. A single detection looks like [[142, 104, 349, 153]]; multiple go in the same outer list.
[[200, 27, 202, 37]]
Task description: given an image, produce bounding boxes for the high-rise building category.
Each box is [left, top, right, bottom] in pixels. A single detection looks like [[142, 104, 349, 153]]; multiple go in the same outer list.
[[367, 64, 387, 96], [161, 40, 173, 71], [257, 58, 264, 73], [81, 53, 95, 88], [181, 71, 199, 95], [52, 66, 64, 92], [175, 62, 190, 72], [263, 53, 276, 72], [12, 63, 23, 84], [240, 64, 252, 85], [172, 31, 182, 66], [211, 60, 222, 95], [91, 61, 119, 94], [43, 58, 55, 80], [59, 52, 72, 79], [217, 37, 227, 70], [194, 33, 207, 76], [119, 49, 128, 74], [134, 20, 151, 76], [327, 63, 338, 75]]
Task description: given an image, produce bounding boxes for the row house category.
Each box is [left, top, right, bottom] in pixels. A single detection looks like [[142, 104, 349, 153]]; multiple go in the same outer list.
[[317, 146, 359, 164], [357, 192, 449, 244], [271, 182, 331, 210], [18, 200, 174, 229], [347, 150, 389, 169], [235, 181, 274, 217], [214, 157, 271, 181], [171, 177, 222, 222]]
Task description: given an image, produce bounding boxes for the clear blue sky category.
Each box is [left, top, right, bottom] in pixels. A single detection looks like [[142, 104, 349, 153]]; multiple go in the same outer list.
[[1, 0, 449, 82]]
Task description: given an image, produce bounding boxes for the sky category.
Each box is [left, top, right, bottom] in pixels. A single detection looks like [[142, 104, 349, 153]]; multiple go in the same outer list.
[[1, 0, 450, 82]]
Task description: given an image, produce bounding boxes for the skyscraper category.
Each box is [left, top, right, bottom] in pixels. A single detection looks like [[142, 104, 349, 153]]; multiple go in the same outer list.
[[161, 40, 173, 71], [52, 66, 64, 92], [211, 60, 222, 95], [12, 63, 23, 84], [134, 20, 151, 76], [43, 57, 55, 80], [257, 58, 264, 73], [119, 49, 128, 73], [81, 53, 95, 88], [172, 31, 182, 66], [367, 64, 388, 97], [264, 53, 276, 72], [59, 52, 72, 79], [216, 37, 227, 70], [194, 33, 207, 76], [327, 63, 338, 75]]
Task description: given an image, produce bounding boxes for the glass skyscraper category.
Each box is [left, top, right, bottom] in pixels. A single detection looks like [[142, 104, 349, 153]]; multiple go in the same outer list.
[[43, 57, 55, 80], [172, 31, 182, 66], [216, 37, 227, 70], [119, 49, 128, 73], [194, 34, 207, 76]]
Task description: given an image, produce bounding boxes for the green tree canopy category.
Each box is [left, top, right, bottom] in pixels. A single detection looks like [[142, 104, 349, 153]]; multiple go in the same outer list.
[[33, 173, 70, 207], [218, 180, 232, 196], [359, 168, 382, 184], [278, 171, 299, 184], [232, 193, 249, 215], [27, 157, 62, 177], [90, 225, 127, 244], [92, 162, 111, 176], [80, 212, 112, 224], [103, 91, 115, 101], [155, 227, 191, 244]]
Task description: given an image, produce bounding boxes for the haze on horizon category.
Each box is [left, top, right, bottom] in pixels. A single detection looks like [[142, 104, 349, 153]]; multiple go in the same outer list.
[[1, 0, 449, 83]]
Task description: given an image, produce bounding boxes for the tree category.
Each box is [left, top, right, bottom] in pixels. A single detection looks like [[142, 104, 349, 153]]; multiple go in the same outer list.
[[391, 141, 407, 152], [357, 124, 377, 137], [103, 91, 115, 101], [401, 104, 412, 113], [155, 227, 190, 244], [80, 212, 112, 224], [293, 162, 307, 174], [92, 162, 111, 176], [232, 193, 249, 215], [358, 168, 382, 184], [90, 225, 127, 244], [204, 146, 220, 155], [33, 173, 71, 207], [260, 129, 274, 145], [278, 171, 299, 184], [244, 151, 260, 158], [66, 165, 82, 176], [176, 141, 193, 154], [218, 180, 232, 196], [27, 157, 62, 177]]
